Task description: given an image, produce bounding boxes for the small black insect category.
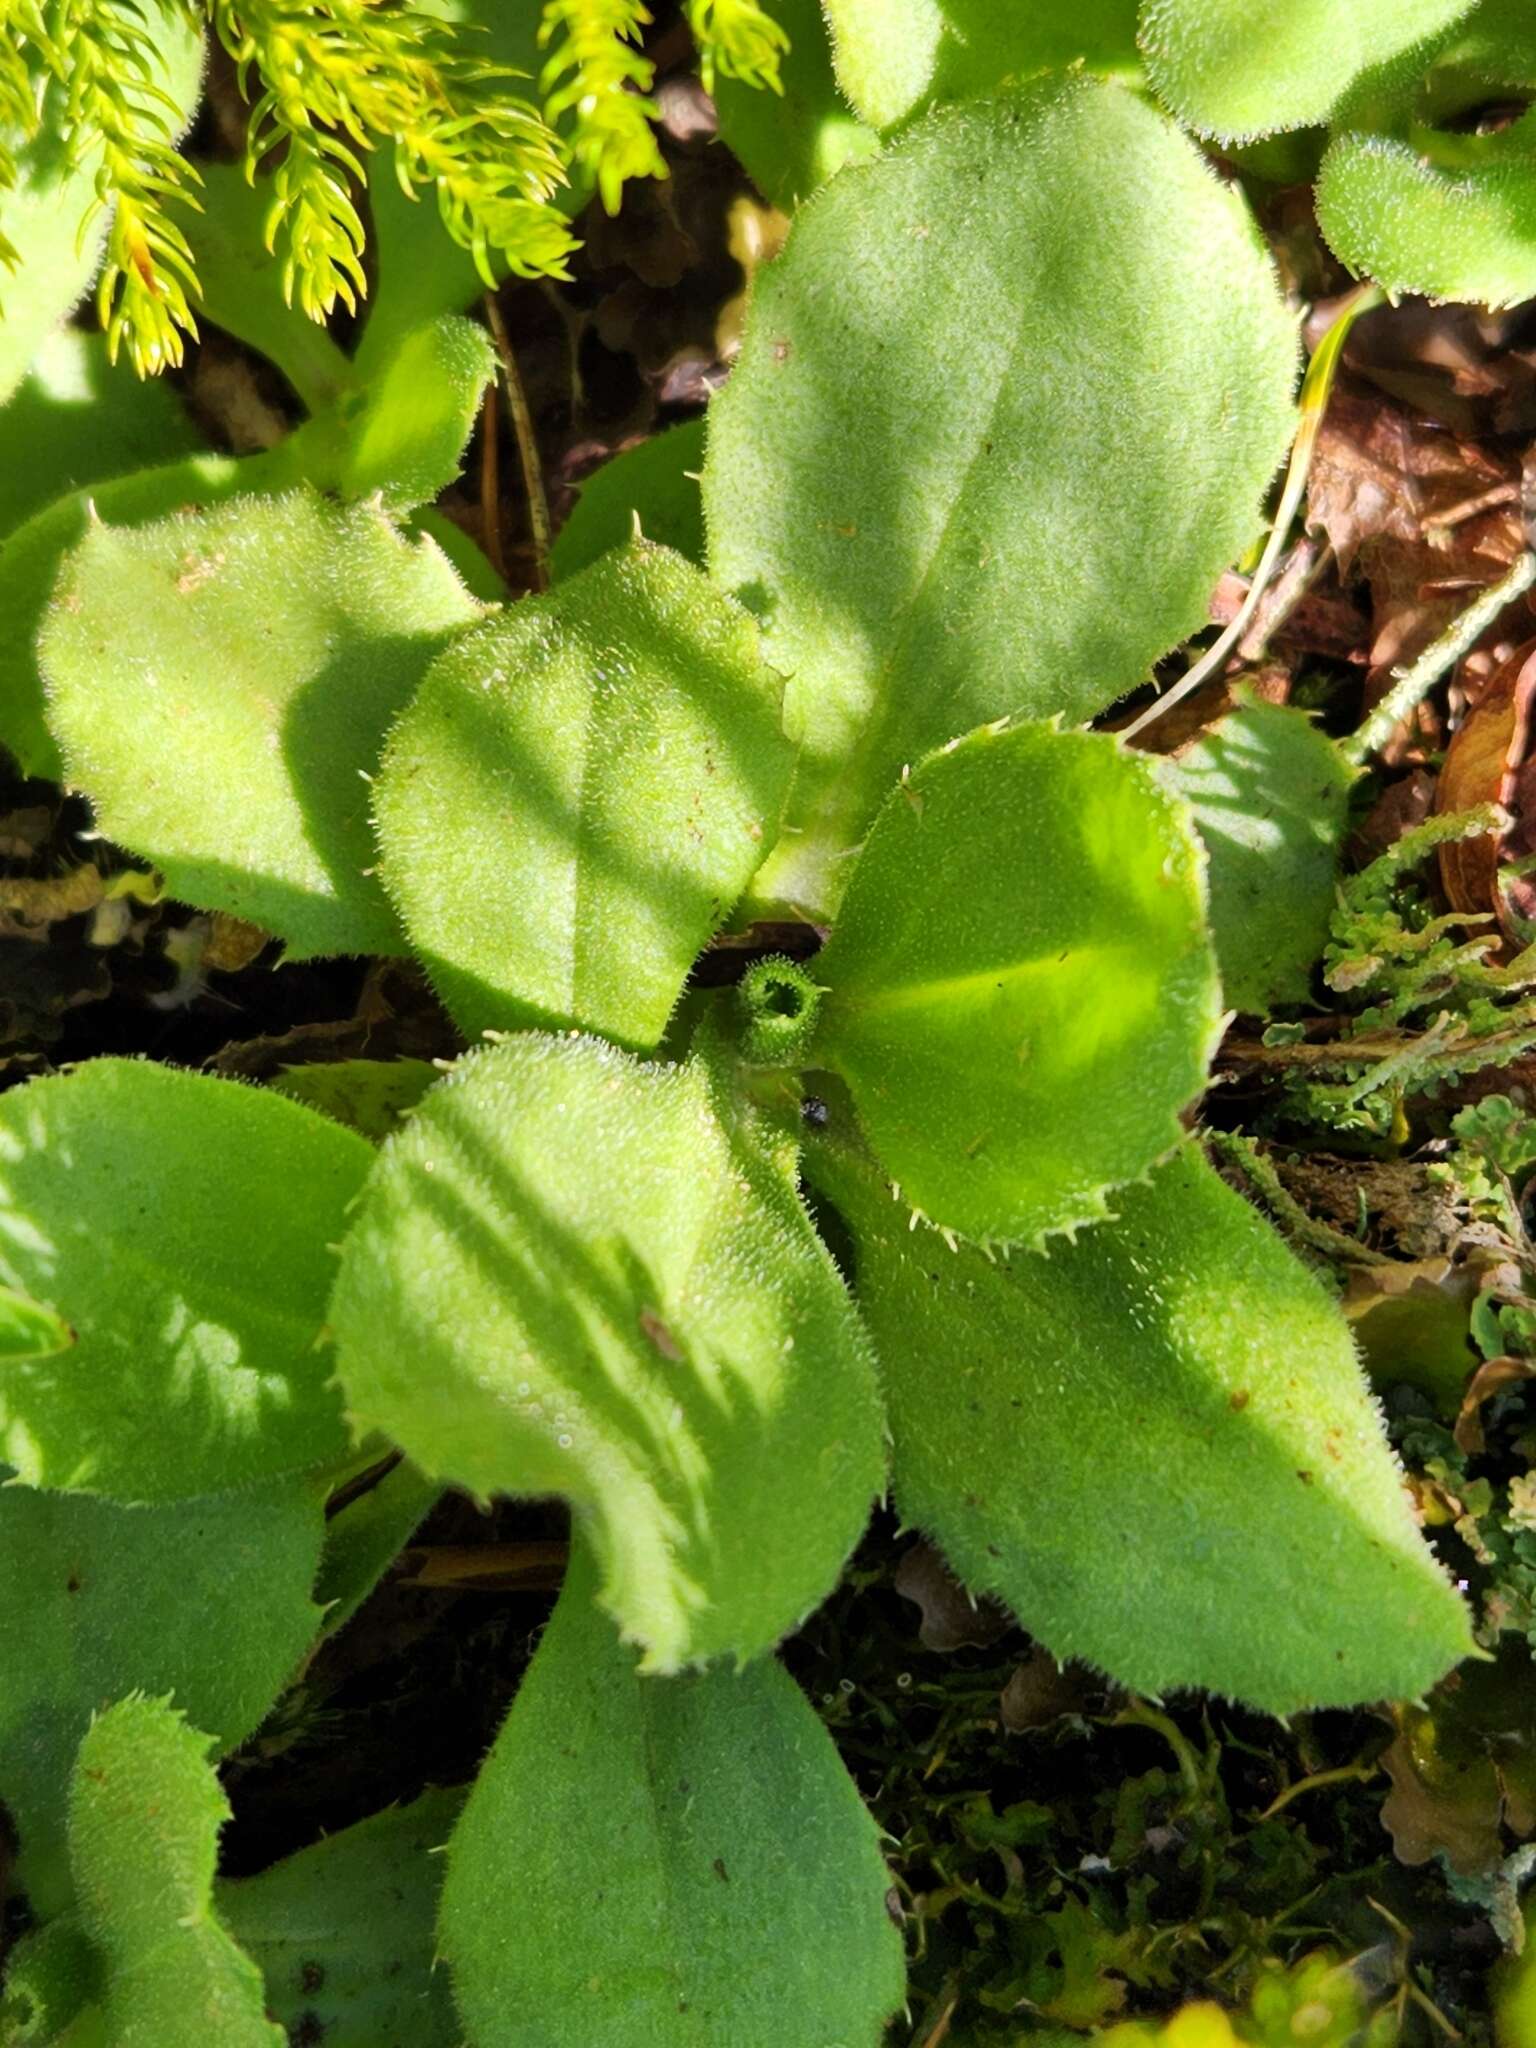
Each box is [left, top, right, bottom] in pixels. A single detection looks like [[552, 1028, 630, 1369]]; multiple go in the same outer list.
[[800, 1095, 829, 1128]]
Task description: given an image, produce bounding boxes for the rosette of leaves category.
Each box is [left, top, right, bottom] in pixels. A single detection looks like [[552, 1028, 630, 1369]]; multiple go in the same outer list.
[[5, 72, 1475, 2048]]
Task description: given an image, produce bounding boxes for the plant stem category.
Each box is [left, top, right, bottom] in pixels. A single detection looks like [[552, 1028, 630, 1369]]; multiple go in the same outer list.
[[1123, 283, 1380, 743], [484, 290, 551, 592], [1341, 550, 1536, 769]]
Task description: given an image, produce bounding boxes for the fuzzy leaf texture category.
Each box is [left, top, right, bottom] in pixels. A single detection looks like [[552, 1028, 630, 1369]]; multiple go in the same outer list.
[[68, 1696, 282, 2047], [438, 1537, 905, 2047], [1138, 0, 1478, 141], [806, 1116, 1473, 1713], [809, 720, 1221, 1245], [375, 540, 791, 1049], [711, 0, 879, 207], [821, 0, 1140, 132], [0, 1475, 325, 1918], [218, 1789, 465, 2047], [704, 78, 1298, 917], [330, 1033, 885, 1669], [0, 1060, 372, 1499], [41, 491, 482, 958], [1315, 1, 1536, 308], [1165, 700, 1354, 1014]]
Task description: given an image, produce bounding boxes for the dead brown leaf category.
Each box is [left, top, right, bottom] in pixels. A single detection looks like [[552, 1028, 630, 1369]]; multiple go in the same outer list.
[[893, 1541, 1012, 1654], [1436, 637, 1536, 936]]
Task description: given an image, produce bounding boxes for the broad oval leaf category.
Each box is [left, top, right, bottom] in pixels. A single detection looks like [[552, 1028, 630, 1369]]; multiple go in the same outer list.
[[1139, 0, 1477, 141], [375, 540, 793, 1049], [806, 1117, 1473, 1714], [704, 79, 1298, 916], [439, 1539, 905, 2047], [1164, 699, 1354, 1015], [823, 0, 1140, 132], [329, 1033, 885, 1669], [0, 1475, 324, 1917], [41, 489, 482, 958], [810, 719, 1221, 1246], [1315, 4, 1536, 309], [219, 1789, 465, 2048], [69, 1696, 283, 2047], [0, 1059, 372, 1500]]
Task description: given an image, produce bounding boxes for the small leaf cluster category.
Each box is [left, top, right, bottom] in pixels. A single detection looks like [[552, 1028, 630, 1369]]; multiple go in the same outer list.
[[0, 10, 1516, 2045]]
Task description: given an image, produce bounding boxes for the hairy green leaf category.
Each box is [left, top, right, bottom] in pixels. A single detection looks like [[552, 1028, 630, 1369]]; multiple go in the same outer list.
[[0, 1474, 324, 1916], [552, 417, 707, 581], [42, 490, 482, 958], [823, 0, 1139, 131], [807, 1117, 1473, 1713], [330, 1033, 884, 1668], [439, 1539, 905, 2046], [1315, 2, 1536, 308], [713, 0, 879, 206], [219, 1789, 465, 2047], [375, 540, 792, 1048], [331, 314, 496, 513], [69, 1695, 283, 2047], [0, 7, 204, 404], [0, 1060, 371, 1499], [0, 331, 202, 543], [810, 720, 1220, 1245], [705, 80, 1297, 915], [1165, 700, 1354, 1014], [1139, 0, 1476, 141]]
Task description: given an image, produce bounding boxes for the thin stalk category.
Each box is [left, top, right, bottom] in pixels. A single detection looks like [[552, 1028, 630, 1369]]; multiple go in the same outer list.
[[484, 290, 552, 592], [1342, 551, 1536, 768], [1123, 283, 1381, 743]]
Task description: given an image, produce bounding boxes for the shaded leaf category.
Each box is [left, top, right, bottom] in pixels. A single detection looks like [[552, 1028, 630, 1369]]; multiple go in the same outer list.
[[893, 1540, 1011, 1652], [330, 1032, 884, 1668], [0, 330, 202, 543], [0, 1917, 99, 2044], [438, 1537, 905, 2047], [705, 79, 1298, 915], [68, 1695, 283, 2047], [1342, 1258, 1480, 1414], [1139, 0, 1475, 142], [271, 1057, 439, 1141], [0, 1059, 371, 1499], [552, 417, 707, 581], [375, 540, 792, 1049], [42, 491, 482, 959], [0, 1474, 324, 1915], [806, 1113, 1473, 1713], [314, 1459, 445, 1639], [1165, 699, 1354, 1013], [219, 1789, 465, 2047], [810, 719, 1220, 1245]]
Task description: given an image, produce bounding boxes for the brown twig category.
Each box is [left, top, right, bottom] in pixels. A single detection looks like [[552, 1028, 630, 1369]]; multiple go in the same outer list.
[[484, 290, 552, 592]]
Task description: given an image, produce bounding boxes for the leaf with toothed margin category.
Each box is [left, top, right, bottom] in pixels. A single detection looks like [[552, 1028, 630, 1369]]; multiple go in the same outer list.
[[0, 1471, 325, 1920], [703, 78, 1298, 918], [804, 1107, 1474, 1715], [373, 540, 794, 1051], [328, 1032, 885, 1670], [807, 718, 1221, 1248], [40, 489, 483, 959], [0, 1059, 372, 1501], [437, 1535, 906, 2048], [68, 1696, 284, 2047]]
